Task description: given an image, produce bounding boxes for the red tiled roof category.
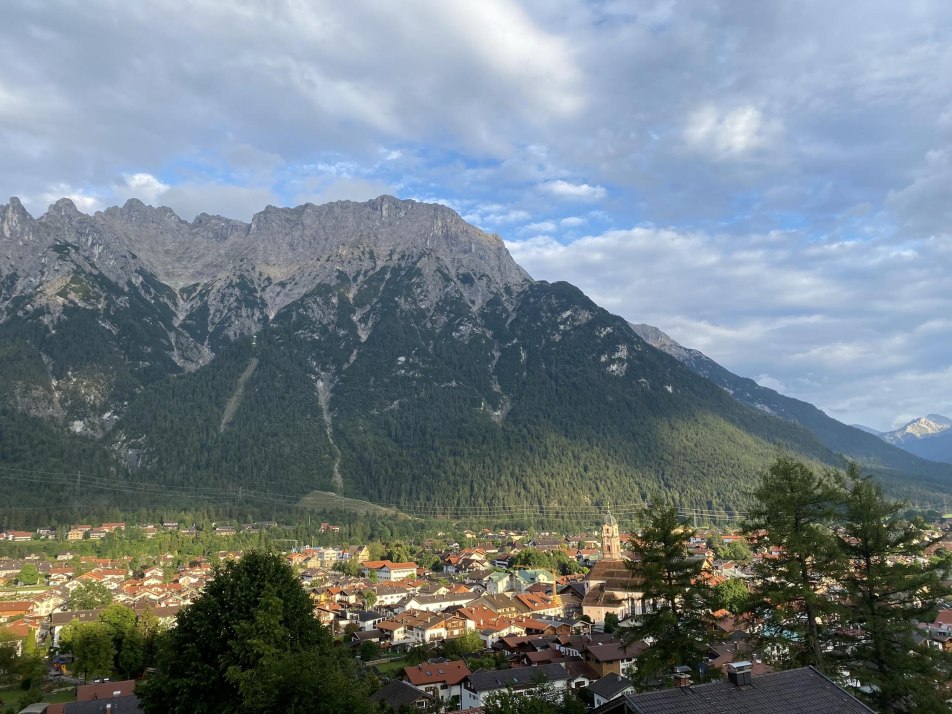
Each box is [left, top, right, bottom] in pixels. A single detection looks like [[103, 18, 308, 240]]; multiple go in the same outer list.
[[404, 660, 471, 686]]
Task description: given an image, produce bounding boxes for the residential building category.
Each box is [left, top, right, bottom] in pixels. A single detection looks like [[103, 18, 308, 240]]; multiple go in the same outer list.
[[461, 663, 571, 710], [593, 664, 875, 714], [404, 660, 471, 704]]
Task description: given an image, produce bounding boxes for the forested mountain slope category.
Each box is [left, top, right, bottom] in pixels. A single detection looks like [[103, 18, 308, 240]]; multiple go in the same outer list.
[[1, 195, 949, 524], [630, 323, 952, 494]]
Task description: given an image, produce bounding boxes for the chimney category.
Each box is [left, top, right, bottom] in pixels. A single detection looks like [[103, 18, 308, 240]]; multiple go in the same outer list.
[[728, 661, 753, 687], [672, 665, 692, 688]]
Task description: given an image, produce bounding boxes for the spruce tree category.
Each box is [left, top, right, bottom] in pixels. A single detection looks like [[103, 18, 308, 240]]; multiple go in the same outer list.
[[743, 456, 842, 672], [835, 465, 951, 713], [622, 506, 717, 689]]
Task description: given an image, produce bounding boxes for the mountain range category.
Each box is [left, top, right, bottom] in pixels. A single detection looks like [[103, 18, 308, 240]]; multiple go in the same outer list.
[[1, 195, 950, 524], [853, 415, 952, 465]]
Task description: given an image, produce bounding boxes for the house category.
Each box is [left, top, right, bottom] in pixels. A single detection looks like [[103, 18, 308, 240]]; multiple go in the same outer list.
[[67, 525, 92, 541], [62, 695, 144, 713], [588, 673, 634, 708], [511, 569, 557, 595], [4, 530, 33, 542], [361, 560, 418, 581], [513, 592, 562, 618], [484, 571, 512, 595], [461, 662, 571, 709], [351, 610, 387, 632], [409, 613, 469, 644], [0, 559, 24, 579], [582, 640, 645, 678], [404, 660, 471, 704], [76, 679, 136, 701], [344, 545, 371, 563], [370, 679, 435, 711], [0, 601, 33, 620], [397, 591, 477, 613], [469, 593, 520, 617], [592, 664, 875, 714]]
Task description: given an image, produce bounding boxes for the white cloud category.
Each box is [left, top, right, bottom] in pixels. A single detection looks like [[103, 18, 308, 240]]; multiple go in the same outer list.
[[38, 184, 102, 214], [507, 224, 952, 430], [684, 105, 778, 157], [540, 180, 606, 202], [5, 1, 952, 428], [292, 177, 395, 207], [520, 220, 558, 234], [158, 183, 280, 221], [121, 173, 170, 205]]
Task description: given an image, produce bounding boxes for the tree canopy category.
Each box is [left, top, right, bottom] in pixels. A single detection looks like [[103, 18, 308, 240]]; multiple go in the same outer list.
[[743, 456, 843, 671], [622, 506, 718, 689], [138, 550, 374, 713], [833, 466, 952, 713]]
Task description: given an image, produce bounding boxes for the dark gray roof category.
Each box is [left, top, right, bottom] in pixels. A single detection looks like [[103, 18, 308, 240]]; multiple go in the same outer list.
[[369, 679, 433, 711], [465, 663, 570, 692], [354, 609, 383, 621], [352, 629, 382, 641], [64, 695, 144, 714], [588, 673, 633, 699], [621, 667, 875, 714]]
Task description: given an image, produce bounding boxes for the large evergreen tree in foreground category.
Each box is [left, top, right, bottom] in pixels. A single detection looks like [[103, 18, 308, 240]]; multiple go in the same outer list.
[[622, 506, 718, 689], [743, 456, 843, 672], [137, 550, 373, 714], [834, 466, 951, 713]]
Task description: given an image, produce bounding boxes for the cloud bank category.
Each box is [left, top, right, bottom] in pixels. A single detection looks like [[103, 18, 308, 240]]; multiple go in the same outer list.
[[2, 0, 952, 428]]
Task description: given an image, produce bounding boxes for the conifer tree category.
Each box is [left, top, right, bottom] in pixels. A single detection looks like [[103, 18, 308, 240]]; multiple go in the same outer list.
[[622, 506, 717, 689], [834, 465, 951, 713], [743, 456, 842, 672]]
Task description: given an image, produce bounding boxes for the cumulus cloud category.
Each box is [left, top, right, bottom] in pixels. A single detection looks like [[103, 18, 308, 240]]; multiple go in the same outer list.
[[507, 225, 952, 430], [684, 105, 779, 157], [4, 1, 952, 426], [120, 173, 170, 205], [292, 177, 396, 207], [158, 183, 280, 221], [37, 184, 102, 214], [540, 180, 607, 202], [520, 220, 558, 234]]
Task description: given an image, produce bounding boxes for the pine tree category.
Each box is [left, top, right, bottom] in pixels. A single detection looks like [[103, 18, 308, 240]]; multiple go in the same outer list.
[[622, 506, 717, 689], [743, 456, 842, 672], [834, 465, 952, 713]]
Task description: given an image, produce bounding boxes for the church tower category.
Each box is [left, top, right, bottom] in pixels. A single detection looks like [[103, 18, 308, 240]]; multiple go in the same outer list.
[[601, 508, 621, 560]]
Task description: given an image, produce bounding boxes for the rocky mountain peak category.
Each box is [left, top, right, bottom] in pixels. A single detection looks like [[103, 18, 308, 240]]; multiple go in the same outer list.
[[44, 197, 83, 221], [883, 414, 952, 446], [2, 197, 33, 239], [629, 323, 698, 364]]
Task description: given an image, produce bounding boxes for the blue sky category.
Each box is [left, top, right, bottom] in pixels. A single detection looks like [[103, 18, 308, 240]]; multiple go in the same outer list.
[[3, 0, 952, 430]]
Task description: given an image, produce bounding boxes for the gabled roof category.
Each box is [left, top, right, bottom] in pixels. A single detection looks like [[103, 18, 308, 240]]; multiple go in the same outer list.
[[370, 679, 433, 711], [465, 662, 570, 692], [404, 659, 471, 686], [584, 641, 644, 663], [621, 666, 875, 714], [588, 673, 632, 700]]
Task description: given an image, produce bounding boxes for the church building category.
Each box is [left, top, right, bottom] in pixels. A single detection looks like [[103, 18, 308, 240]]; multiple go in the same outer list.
[[582, 509, 646, 625]]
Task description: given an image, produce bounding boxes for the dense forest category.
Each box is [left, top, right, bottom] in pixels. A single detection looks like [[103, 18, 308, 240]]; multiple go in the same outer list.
[[2, 198, 951, 528]]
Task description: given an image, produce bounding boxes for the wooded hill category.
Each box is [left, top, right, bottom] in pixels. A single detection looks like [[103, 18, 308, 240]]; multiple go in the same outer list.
[[1, 196, 949, 525]]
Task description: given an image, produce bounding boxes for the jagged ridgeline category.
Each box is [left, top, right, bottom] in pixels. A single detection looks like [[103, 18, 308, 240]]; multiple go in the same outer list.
[[0, 195, 950, 524]]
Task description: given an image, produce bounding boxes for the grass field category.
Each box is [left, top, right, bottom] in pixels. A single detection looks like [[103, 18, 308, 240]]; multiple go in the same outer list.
[[371, 656, 411, 676], [42, 688, 77, 704], [297, 490, 407, 518]]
